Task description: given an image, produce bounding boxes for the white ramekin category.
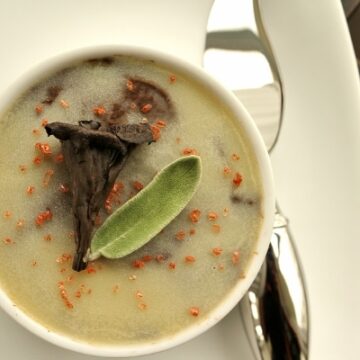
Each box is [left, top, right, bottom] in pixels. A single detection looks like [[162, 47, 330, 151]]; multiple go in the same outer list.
[[0, 45, 274, 357]]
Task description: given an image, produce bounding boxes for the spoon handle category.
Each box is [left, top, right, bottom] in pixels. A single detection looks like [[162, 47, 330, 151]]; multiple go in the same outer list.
[[240, 209, 310, 360]]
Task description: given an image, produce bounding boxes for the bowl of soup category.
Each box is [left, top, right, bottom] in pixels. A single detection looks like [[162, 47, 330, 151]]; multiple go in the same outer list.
[[0, 45, 274, 357]]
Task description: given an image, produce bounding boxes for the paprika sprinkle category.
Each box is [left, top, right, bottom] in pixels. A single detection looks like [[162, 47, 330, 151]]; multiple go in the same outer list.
[[232, 172, 243, 187], [35, 208, 53, 226], [26, 186, 35, 195], [189, 307, 200, 317], [182, 147, 198, 156], [207, 211, 218, 221], [93, 106, 106, 117], [175, 230, 186, 241], [212, 247, 223, 256], [188, 209, 201, 224]]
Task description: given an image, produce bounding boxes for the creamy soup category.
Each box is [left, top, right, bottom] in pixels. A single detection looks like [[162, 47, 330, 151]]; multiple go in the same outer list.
[[0, 55, 263, 345]]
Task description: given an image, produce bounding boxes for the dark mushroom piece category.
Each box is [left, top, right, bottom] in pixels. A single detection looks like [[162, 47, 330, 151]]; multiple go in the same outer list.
[[42, 86, 62, 105], [107, 78, 175, 124], [45, 120, 153, 272]]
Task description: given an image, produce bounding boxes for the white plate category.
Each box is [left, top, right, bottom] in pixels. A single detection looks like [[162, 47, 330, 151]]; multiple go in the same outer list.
[[0, 1, 359, 359], [261, 1, 360, 360]]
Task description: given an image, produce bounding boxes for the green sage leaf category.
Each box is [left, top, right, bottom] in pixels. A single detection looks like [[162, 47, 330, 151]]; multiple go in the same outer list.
[[89, 155, 202, 260]]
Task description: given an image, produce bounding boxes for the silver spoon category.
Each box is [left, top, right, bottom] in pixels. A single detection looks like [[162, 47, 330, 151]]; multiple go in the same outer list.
[[204, 1, 309, 359]]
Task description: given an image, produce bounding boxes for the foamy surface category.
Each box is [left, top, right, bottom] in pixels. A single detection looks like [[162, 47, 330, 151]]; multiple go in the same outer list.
[[0, 56, 262, 344]]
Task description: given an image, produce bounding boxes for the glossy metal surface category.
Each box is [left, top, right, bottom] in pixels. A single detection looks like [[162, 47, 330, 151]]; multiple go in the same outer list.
[[204, 0, 282, 151], [240, 208, 310, 360], [205, 1, 309, 359]]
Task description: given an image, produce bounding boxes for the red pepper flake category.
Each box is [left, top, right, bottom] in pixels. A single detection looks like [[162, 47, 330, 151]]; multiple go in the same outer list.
[[43, 234, 52, 242], [141, 255, 153, 262], [3, 210, 12, 219], [133, 260, 145, 269], [150, 124, 161, 141], [19, 164, 27, 173], [33, 156, 42, 166], [93, 105, 106, 117], [59, 184, 70, 193], [185, 255, 196, 263], [155, 254, 165, 263], [133, 181, 144, 191], [189, 228, 196, 236], [155, 119, 167, 128], [112, 285, 120, 294], [169, 74, 177, 83], [54, 153, 64, 163], [175, 230, 186, 241], [31, 260, 38, 267], [140, 103, 153, 114], [75, 290, 82, 298], [182, 147, 198, 156], [223, 208, 229, 217], [40, 118, 48, 127], [218, 264, 225, 271], [26, 185, 35, 195], [35, 208, 52, 226], [168, 261, 176, 270], [126, 79, 135, 92], [207, 211, 218, 221], [35, 104, 43, 115], [16, 219, 25, 229], [43, 169, 55, 187], [188, 209, 201, 224], [189, 307, 200, 317], [32, 128, 41, 136], [104, 190, 116, 211], [58, 282, 74, 309], [138, 302, 147, 310], [232, 251, 240, 264], [104, 181, 124, 212], [112, 182, 124, 193], [135, 290, 144, 299], [35, 142, 52, 156], [59, 99, 69, 108], [56, 253, 72, 264], [211, 224, 221, 233], [232, 172, 243, 187], [87, 266, 97, 274], [231, 153, 240, 161], [223, 166, 232, 175], [212, 247, 223, 256], [59, 268, 67, 273], [3, 237, 14, 245], [105, 197, 114, 211]]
